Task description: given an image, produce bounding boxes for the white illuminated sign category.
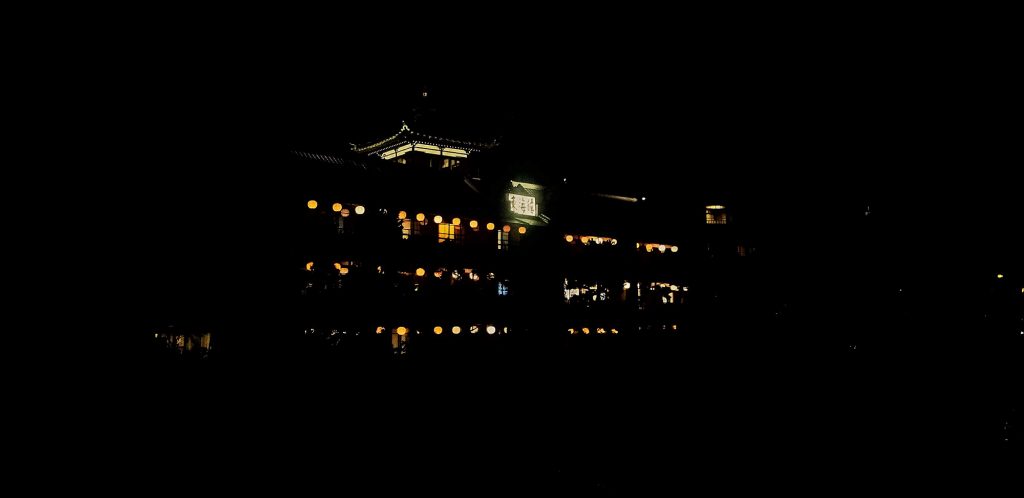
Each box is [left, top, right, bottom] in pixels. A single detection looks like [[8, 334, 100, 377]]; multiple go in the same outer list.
[[508, 193, 538, 217]]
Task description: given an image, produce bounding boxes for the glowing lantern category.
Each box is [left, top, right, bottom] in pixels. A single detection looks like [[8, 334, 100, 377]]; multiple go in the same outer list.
[[334, 263, 342, 271], [518, 226, 526, 234], [611, 239, 618, 246], [355, 205, 365, 215], [434, 270, 444, 278], [582, 328, 590, 335], [500, 225, 510, 233], [341, 208, 350, 217], [433, 326, 443, 335], [581, 236, 590, 244], [646, 244, 654, 253], [452, 326, 461, 335], [469, 220, 479, 229], [339, 268, 349, 275], [452, 218, 461, 226], [416, 213, 426, 222], [396, 327, 408, 336], [659, 245, 666, 253], [671, 246, 679, 253], [305, 262, 313, 271], [486, 223, 495, 231], [375, 326, 385, 335], [486, 325, 496, 335], [996, 274, 1004, 279], [415, 268, 426, 277], [565, 235, 574, 243], [332, 203, 342, 212], [470, 325, 479, 334], [307, 200, 317, 209], [398, 210, 407, 219], [611, 329, 619, 335], [434, 215, 443, 224]]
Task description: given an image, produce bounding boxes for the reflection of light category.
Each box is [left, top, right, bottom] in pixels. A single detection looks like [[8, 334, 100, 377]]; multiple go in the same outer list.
[[332, 203, 342, 212], [434, 215, 443, 224], [307, 200, 317, 209], [305, 262, 314, 271], [565, 235, 574, 243], [415, 268, 426, 277], [486, 325, 496, 335], [452, 326, 461, 335], [452, 218, 461, 226], [486, 223, 495, 231], [398, 210, 407, 219], [355, 205, 365, 215], [396, 327, 408, 336], [518, 226, 526, 234], [469, 220, 478, 229], [433, 326, 443, 335]]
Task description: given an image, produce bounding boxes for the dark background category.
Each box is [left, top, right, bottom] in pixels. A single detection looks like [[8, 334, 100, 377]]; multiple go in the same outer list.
[[44, 15, 1020, 491]]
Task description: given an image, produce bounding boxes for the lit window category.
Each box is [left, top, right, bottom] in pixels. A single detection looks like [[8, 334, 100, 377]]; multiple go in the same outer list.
[[497, 230, 509, 250], [401, 219, 412, 239], [705, 205, 727, 225]]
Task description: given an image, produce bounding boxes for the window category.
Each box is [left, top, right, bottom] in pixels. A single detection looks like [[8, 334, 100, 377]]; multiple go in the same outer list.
[[705, 205, 727, 225], [497, 230, 509, 251], [438, 223, 463, 244], [401, 219, 412, 239]]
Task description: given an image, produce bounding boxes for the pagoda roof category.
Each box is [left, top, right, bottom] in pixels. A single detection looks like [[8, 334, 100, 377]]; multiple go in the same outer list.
[[352, 122, 497, 157]]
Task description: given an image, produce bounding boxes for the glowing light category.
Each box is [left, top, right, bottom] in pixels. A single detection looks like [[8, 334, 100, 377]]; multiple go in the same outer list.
[[305, 262, 314, 271], [355, 205, 365, 215], [416, 213, 426, 222], [415, 268, 426, 277], [996, 274, 1004, 279], [398, 210, 407, 219], [671, 246, 679, 253], [486, 325, 496, 335], [486, 223, 495, 231], [332, 203, 342, 212], [452, 326, 461, 335], [659, 245, 666, 253], [611, 239, 618, 245], [611, 328, 619, 335], [518, 226, 526, 234], [623, 282, 631, 290], [334, 263, 342, 271], [597, 328, 606, 334], [434, 270, 444, 278], [452, 217, 461, 226], [396, 327, 408, 336], [375, 326, 385, 335], [706, 205, 725, 210], [582, 328, 590, 335], [434, 215, 443, 224], [339, 268, 349, 275], [470, 325, 479, 334], [502, 225, 511, 233], [646, 245, 654, 253], [433, 326, 443, 335], [469, 220, 479, 229], [307, 200, 317, 209], [565, 235, 574, 243], [581, 236, 590, 244]]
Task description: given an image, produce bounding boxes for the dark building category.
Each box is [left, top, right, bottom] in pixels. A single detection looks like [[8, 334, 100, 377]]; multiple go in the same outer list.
[[291, 112, 756, 358]]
